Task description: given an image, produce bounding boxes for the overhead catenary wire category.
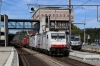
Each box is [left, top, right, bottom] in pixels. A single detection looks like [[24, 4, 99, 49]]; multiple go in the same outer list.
[[63, 0, 92, 19], [73, 4, 100, 24], [75, 16, 100, 23], [28, 0, 100, 24], [89, 23, 100, 28], [56, 0, 64, 5], [73, 0, 91, 9], [35, 0, 38, 7], [27, 0, 33, 28]]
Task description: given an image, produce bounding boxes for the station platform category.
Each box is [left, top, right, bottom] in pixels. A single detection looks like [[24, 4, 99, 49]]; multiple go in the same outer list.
[[82, 45, 100, 52], [0, 47, 19, 66], [70, 50, 100, 66]]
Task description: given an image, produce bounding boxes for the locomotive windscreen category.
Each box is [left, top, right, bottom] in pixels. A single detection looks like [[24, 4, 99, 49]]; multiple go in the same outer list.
[[51, 33, 65, 39], [71, 36, 79, 41]]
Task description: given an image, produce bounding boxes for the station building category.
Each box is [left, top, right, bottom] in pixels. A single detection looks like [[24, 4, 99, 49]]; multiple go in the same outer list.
[[32, 7, 74, 33]]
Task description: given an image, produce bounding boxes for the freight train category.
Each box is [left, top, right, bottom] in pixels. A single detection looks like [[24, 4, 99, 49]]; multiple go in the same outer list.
[[29, 31, 69, 56], [66, 34, 82, 50], [13, 36, 29, 47]]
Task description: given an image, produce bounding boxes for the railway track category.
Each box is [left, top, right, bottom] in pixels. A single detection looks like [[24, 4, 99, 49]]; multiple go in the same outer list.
[[13, 43, 95, 66], [22, 47, 95, 66], [54, 56, 94, 66], [15, 47, 49, 66]]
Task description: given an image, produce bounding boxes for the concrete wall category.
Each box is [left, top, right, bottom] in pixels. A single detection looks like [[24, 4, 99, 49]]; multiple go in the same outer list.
[[4, 14, 8, 46], [0, 14, 8, 47], [39, 16, 46, 33]]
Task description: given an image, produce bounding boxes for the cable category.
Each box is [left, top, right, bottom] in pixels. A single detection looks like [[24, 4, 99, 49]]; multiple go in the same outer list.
[[82, 7, 97, 11], [26, 0, 33, 22], [56, 0, 63, 5], [73, 0, 91, 9], [36, 0, 38, 6], [89, 23, 100, 28], [74, 5, 99, 23], [62, 0, 92, 18]]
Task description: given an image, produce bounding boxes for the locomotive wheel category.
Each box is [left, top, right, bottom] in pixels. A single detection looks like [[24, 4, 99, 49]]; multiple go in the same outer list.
[[78, 48, 81, 51], [72, 47, 74, 50], [48, 51, 51, 55], [48, 51, 53, 56], [64, 51, 69, 57]]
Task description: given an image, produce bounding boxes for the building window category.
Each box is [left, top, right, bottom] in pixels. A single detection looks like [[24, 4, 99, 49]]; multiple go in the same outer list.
[[60, 14, 62, 17], [53, 14, 55, 17], [49, 14, 51, 16], [41, 14, 44, 16], [56, 14, 58, 17], [0, 21, 4, 28], [63, 14, 65, 17], [67, 14, 69, 17], [45, 14, 47, 16]]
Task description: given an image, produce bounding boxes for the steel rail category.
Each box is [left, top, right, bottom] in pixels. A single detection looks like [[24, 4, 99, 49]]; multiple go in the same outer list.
[[16, 48, 30, 66]]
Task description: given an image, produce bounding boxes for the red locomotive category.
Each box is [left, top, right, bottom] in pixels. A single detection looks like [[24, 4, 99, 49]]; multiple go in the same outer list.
[[21, 37, 29, 47]]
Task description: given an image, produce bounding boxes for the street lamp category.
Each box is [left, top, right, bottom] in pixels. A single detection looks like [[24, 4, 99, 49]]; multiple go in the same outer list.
[[30, 7, 35, 13]]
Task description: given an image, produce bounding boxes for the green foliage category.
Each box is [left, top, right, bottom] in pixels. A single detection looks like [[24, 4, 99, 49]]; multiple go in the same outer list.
[[85, 28, 100, 44], [13, 31, 27, 40], [71, 25, 100, 44]]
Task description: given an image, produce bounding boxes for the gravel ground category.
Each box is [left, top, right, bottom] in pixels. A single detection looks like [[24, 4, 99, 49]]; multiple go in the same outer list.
[[23, 48, 69, 66]]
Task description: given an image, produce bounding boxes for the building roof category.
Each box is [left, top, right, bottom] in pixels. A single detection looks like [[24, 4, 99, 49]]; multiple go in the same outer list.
[[32, 7, 70, 17]]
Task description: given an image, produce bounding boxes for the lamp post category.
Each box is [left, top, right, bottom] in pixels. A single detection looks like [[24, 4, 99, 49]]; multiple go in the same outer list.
[[84, 22, 86, 44], [68, 0, 71, 45], [82, 7, 86, 45]]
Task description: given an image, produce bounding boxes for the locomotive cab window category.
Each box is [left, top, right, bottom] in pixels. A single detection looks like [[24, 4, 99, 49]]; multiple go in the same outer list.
[[71, 37, 74, 41], [51, 33, 57, 39], [51, 33, 65, 39], [71, 36, 79, 41], [74, 38, 79, 41], [58, 33, 65, 39], [75, 36, 80, 41], [47, 35, 48, 39]]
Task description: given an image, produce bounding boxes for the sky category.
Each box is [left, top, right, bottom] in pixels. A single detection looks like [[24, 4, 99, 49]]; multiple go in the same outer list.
[[1, 0, 100, 33]]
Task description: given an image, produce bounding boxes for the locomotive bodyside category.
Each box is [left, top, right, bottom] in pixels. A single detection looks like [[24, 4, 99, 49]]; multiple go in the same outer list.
[[35, 31, 69, 56], [29, 36, 33, 48]]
